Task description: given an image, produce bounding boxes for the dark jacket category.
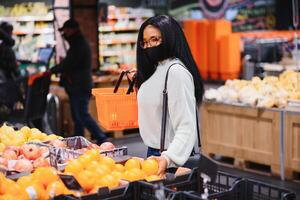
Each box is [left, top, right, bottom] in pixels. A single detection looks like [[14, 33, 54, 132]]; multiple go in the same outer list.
[[0, 29, 18, 81], [0, 29, 22, 107], [51, 33, 93, 94]]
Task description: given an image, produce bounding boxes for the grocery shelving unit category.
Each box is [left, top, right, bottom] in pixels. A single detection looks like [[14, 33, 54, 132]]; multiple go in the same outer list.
[[98, 5, 154, 72], [0, 3, 55, 62]]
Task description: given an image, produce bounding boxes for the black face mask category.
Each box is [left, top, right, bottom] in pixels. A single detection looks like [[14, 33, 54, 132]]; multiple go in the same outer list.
[[145, 44, 166, 65]]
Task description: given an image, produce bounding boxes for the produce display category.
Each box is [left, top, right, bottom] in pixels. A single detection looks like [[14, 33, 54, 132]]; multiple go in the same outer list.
[[0, 124, 61, 151], [0, 2, 54, 62], [205, 70, 300, 108], [0, 3, 50, 17], [62, 151, 161, 194], [0, 124, 191, 199]]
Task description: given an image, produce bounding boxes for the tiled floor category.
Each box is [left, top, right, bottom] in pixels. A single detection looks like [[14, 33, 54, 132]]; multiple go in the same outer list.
[[112, 134, 300, 199]]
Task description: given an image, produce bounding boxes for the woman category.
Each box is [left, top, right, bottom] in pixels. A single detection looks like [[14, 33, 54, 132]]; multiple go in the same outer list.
[[136, 15, 204, 175]]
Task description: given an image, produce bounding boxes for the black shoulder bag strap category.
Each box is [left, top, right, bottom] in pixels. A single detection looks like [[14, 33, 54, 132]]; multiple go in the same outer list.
[[160, 63, 201, 153], [160, 63, 218, 182]]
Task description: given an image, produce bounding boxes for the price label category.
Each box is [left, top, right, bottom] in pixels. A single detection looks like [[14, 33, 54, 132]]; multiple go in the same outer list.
[[59, 174, 84, 192]]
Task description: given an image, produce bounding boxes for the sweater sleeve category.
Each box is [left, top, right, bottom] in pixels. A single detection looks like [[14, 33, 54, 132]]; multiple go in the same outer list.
[[161, 64, 197, 167]]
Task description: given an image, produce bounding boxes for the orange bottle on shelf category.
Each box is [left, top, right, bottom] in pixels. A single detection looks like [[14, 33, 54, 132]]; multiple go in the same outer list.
[[183, 20, 200, 65], [197, 20, 209, 80], [219, 34, 241, 80], [207, 19, 232, 80], [183, 19, 198, 57]]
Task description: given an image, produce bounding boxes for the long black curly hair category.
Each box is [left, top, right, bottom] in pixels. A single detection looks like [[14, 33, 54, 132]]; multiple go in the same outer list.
[[136, 15, 204, 104]]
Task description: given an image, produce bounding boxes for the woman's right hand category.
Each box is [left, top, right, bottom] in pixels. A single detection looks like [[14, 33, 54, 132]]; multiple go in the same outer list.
[[127, 69, 137, 80], [149, 156, 168, 176]]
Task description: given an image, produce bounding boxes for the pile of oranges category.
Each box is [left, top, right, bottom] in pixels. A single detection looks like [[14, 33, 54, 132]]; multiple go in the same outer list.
[[0, 149, 162, 199], [0, 167, 77, 200], [63, 149, 162, 194]]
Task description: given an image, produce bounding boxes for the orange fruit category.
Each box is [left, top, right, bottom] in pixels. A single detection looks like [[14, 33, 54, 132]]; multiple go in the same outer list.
[[124, 158, 141, 170], [98, 174, 119, 189], [94, 165, 111, 176], [145, 175, 161, 182], [85, 161, 101, 172], [17, 175, 38, 188], [1, 179, 29, 200], [46, 181, 66, 197], [0, 194, 15, 200], [142, 159, 159, 176], [123, 168, 145, 182], [114, 164, 125, 172], [0, 178, 15, 193], [33, 167, 59, 188], [111, 171, 123, 180], [77, 154, 94, 168], [76, 170, 95, 192], [23, 182, 49, 200], [65, 159, 84, 175], [99, 156, 115, 171], [85, 149, 102, 161]]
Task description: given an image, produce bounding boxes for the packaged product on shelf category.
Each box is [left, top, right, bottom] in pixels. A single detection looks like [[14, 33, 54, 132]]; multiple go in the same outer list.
[[204, 70, 300, 108]]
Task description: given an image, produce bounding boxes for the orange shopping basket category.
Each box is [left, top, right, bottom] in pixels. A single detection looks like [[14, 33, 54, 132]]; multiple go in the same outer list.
[[92, 71, 138, 131]]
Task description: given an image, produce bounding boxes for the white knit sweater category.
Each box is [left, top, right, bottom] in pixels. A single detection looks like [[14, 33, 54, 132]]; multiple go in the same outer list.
[[137, 58, 197, 167]]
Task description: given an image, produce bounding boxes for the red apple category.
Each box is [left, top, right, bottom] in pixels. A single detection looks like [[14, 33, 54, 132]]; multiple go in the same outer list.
[[2, 150, 18, 160], [99, 142, 115, 151], [33, 157, 50, 168], [0, 157, 8, 167], [14, 159, 33, 172], [5, 146, 20, 156], [20, 144, 41, 160], [49, 139, 66, 148]]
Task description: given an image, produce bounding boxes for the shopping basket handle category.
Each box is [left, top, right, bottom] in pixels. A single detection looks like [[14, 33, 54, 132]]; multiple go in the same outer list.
[[113, 70, 134, 93], [126, 74, 136, 94]]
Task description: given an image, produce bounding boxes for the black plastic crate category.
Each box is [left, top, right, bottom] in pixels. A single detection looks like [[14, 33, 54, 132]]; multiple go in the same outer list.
[[180, 171, 246, 200], [167, 179, 246, 200], [53, 182, 134, 200], [202, 171, 242, 194], [167, 174, 296, 200], [164, 168, 200, 192], [245, 179, 296, 200], [134, 170, 243, 200], [136, 180, 176, 200]]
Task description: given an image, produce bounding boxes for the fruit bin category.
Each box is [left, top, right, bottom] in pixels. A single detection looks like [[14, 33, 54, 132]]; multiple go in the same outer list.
[[45, 136, 128, 169], [245, 178, 296, 200], [166, 170, 296, 200], [0, 142, 51, 177], [135, 168, 296, 200], [135, 169, 244, 200], [52, 169, 294, 200]]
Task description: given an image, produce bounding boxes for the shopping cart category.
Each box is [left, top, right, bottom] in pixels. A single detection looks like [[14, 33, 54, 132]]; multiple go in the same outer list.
[[5, 71, 51, 130]]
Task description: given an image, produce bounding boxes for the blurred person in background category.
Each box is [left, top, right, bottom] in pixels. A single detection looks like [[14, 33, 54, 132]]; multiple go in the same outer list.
[[0, 22, 22, 122], [50, 19, 107, 144], [136, 15, 204, 175]]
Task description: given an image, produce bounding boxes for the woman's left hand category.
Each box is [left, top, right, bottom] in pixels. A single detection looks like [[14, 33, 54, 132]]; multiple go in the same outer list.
[[149, 156, 168, 176]]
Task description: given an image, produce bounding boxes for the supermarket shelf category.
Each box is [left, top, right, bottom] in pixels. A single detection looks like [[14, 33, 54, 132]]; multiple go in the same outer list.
[[13, 29, 54, 35], [0, 15, 53, 22], [100, 50, 135, 57], [99, 27, 139, 33], [107, 14, 152, 20], [99, 39, 137, 45]]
